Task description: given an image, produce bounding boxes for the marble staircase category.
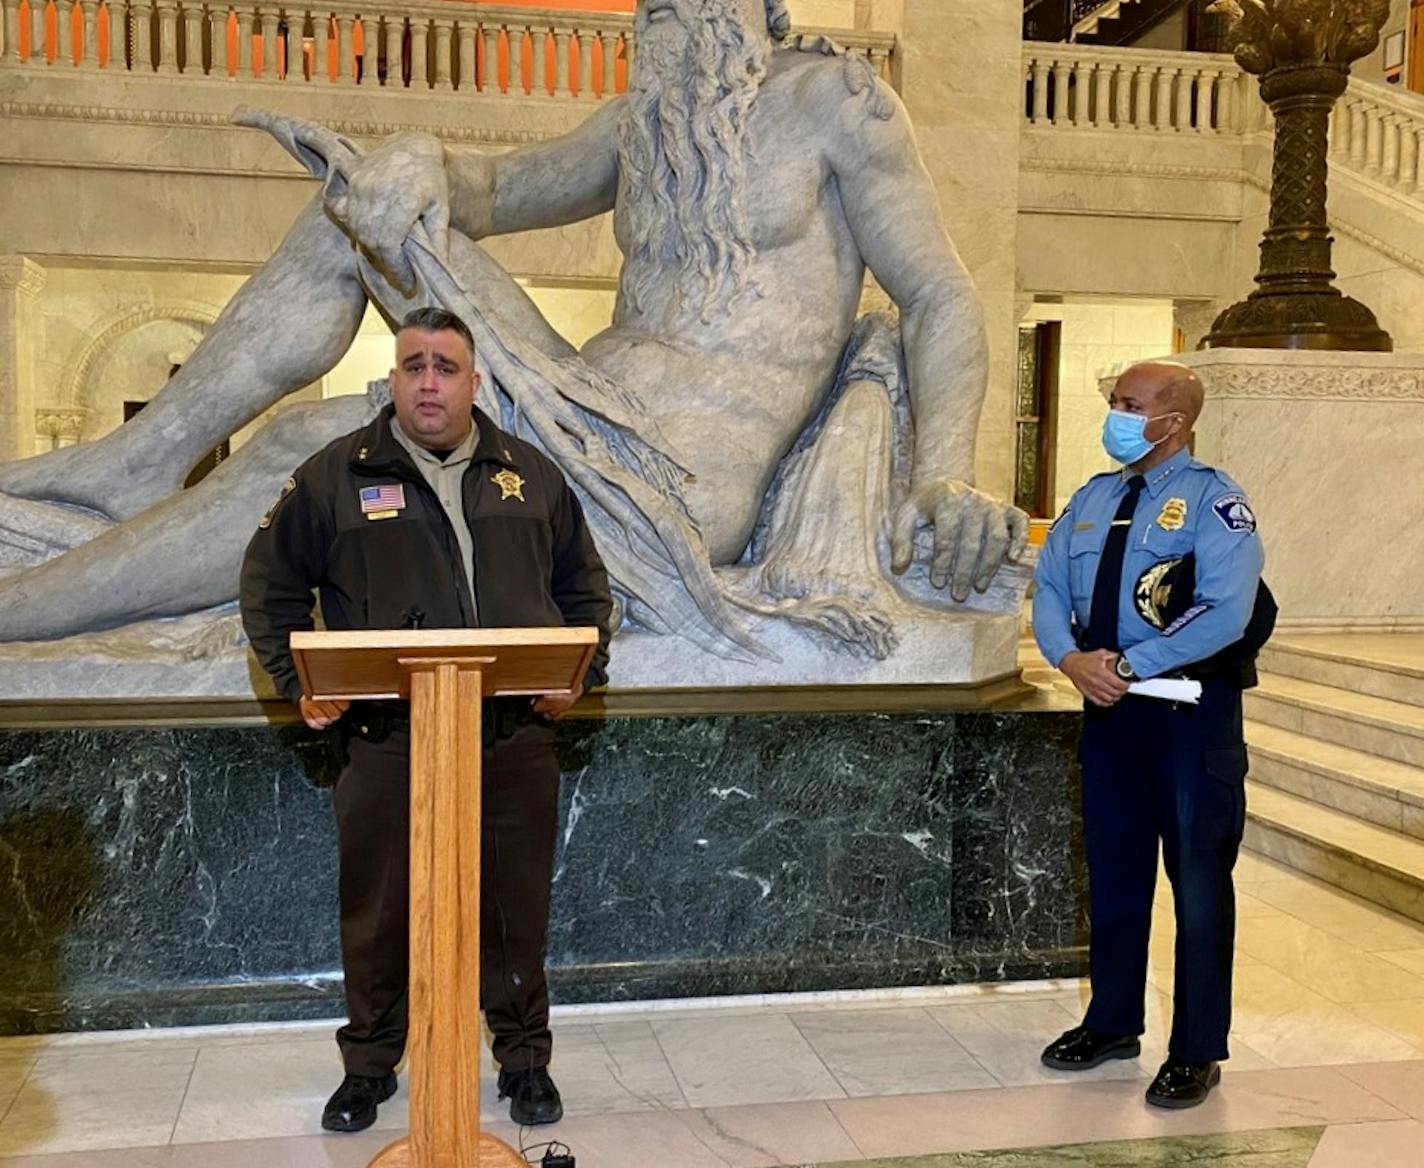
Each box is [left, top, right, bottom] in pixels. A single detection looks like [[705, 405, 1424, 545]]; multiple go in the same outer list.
[[1244, 637, 1424, 925]]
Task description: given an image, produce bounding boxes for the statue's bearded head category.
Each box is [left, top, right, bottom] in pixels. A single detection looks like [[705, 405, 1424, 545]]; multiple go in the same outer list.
[[618, 0, 787, 317]]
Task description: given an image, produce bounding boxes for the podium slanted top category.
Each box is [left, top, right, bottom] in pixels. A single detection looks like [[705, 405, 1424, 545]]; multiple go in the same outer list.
[[289, 627, 599, 702]]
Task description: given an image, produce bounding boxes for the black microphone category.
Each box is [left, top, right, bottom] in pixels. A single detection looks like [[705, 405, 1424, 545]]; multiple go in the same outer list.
[[401, 606, 426, 630]]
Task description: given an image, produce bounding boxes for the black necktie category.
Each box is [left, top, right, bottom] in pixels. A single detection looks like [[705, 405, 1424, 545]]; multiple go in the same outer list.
[[1084, 475, 1146, 652]]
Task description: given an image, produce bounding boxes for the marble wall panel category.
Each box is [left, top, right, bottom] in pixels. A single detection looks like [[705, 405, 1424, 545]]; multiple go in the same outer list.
[[0, 709, 1086, 1033]]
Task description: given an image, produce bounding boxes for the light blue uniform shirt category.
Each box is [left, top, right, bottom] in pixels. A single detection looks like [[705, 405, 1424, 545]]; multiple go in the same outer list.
[[1032, 447, 1265, 680]]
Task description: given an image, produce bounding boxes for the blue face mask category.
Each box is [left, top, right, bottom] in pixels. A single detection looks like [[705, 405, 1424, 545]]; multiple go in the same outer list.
[[1101, 409, 1179, 465]]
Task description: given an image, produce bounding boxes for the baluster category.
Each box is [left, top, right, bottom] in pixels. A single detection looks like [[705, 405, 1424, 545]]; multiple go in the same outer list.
[[599, 27, 616, 97], [1380, 114, 1400, 185], [1173, 66, 1191, 130], [868, 44, 887, 81], [109, 0, 128, 68], [530, 20, 546, 95], [1364, 105, 1383, 175], [576, 27, 593, 98], [3, 0, 19, 62], [56, 0, 74, 64], [1153, 66, 1173, 130], [1110, 63, 1133, 129], [24, 0, 41, 63], [432, 15, 451, 90], [79, 0, 101, 65], [1193, 69, 1213, 132], [482, 22, 500, 92], [553, 24, 570, 96], [1348, 99, 1367, 166], [129, 0, 149, 66], [1400, 121, 1420, 195], [383, 11, 400, 85], [1089, 60, 1108, 127], [1070, 59, 1089, 126], [1050, 58, 1068, 126], [236, 2, 255, 76], [154, 0, 176, 71], [1028, 55, 1048, 124], [286, 5, 305, 79], [456, 19, 473, 91], [1218, 70, 1238, 134], [260, 5, 277, 75], [409, 15, 427, 88], [1328, 98, 1346, 155], [624, 28, 634, 81], [179, 0, 199, 70]]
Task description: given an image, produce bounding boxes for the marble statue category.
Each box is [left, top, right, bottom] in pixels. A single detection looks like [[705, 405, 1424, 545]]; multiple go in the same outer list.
[[0, 0, 1031, 691]]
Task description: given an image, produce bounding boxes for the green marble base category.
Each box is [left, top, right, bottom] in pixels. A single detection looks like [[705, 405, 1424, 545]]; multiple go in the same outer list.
[[822, 1126, 1324, 1167]]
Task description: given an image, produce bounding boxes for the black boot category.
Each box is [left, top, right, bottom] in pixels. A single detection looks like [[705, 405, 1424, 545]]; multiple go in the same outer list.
[[321, 1072, 398, 1133], [497, 1065, 564, 1126], [1146, 1059, 1220, 1109], [1040, 1025, 1141, 1071]]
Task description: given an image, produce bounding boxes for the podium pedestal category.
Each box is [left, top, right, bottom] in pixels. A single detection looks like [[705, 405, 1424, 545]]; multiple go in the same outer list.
[[291, 629, 598, 1168]]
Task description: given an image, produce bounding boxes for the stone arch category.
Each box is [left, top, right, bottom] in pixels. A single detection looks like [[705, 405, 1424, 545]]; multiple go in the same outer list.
[[63, 302, 220, 410]]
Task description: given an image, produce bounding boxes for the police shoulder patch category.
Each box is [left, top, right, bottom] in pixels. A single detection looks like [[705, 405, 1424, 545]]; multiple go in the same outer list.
[[257, 477, 297, 530], [1212, 492, 1257, 534]]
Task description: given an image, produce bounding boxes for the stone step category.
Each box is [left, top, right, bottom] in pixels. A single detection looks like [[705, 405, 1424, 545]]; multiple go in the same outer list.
[[1246, 720, 1424, 841], [1245, 674, 1424, 769], [1260, 635, 1424, 709], [1244, 782, 1424, 925]]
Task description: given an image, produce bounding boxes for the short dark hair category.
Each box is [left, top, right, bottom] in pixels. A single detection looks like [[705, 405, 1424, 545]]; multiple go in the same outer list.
[[399, 307, 475, 358]]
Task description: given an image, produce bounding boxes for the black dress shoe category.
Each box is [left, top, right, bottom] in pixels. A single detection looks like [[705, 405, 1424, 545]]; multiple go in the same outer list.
[[321, 1072, 398, 1133], [1041, 1025, 1142, 1070], [1146, 1059, 1220, 1109], [497, 1065, 564, 1126]]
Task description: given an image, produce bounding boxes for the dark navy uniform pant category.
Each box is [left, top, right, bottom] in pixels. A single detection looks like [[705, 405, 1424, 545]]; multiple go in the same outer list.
[[1079, 678, 1248, 1062], [331, 721, 561, 1078]]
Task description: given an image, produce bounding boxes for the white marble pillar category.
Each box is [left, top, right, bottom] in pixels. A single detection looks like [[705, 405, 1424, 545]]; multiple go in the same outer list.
[[1179, 348, 1424, 630], [0, 257, 47, 461], [897, 0, 1020, 500]]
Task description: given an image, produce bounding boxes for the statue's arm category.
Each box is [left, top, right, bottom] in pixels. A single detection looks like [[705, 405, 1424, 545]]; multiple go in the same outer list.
[[829, 82, 988, 488], [446, 99, 623, 239]]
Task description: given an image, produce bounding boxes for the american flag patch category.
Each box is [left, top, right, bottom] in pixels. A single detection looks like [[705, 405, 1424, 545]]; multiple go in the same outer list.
[[359, 484, 406, 514]]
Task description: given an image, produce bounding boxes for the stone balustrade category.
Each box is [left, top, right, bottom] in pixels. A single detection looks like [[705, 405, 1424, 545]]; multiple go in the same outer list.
[[1332, 80, 1424, 198], [1022, 41, 1261, 134], [0, 0, 896, 96]]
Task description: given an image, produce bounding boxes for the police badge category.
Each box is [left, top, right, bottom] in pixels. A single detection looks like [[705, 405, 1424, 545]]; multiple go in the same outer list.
[[1157, 497, 1187, 531]]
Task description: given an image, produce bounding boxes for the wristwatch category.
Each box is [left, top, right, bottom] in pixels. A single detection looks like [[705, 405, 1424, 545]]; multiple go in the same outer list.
[[1114, 655, 1138, 681]]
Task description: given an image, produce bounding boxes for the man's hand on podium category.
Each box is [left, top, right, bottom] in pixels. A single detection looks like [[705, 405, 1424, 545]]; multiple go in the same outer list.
[[300, 696, 351, 729], [532, 682, 584, 720]]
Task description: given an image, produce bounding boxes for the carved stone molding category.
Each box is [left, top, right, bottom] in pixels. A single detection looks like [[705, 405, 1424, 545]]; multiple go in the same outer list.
[[0, 256, 46, 298], [1019, 155, 1246, 184], [0, 100, 561, 148], [1195, 363, 1424, 401]]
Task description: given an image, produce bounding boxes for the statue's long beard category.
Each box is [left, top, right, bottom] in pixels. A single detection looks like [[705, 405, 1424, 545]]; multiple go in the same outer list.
[[617, 0, 768, 320]]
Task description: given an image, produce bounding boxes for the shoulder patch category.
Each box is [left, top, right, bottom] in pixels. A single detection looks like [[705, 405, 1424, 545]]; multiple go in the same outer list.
[[257, 477, 297, 530], [1212, 493, 1257, 534]]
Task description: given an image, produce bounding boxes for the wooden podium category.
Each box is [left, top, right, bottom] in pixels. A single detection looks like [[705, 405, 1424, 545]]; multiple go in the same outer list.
[[290, 627, 600, 1168]]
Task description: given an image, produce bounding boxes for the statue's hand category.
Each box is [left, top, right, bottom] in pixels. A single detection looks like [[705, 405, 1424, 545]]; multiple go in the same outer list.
[[324, 131, 450, 291], [890, 480, 1029, 603]]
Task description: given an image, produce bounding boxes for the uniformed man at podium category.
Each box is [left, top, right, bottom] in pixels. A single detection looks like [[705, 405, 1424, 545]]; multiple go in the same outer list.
[[241, 307, 613, 1134]]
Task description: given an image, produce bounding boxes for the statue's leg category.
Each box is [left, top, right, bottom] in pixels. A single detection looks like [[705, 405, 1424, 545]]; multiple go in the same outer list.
[[0, 198, 370, 521], [0, 394, 376, 643]]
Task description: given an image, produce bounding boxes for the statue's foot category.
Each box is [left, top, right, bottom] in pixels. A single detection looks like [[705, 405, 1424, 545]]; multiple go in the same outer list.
[[0, 443, 180, 522]]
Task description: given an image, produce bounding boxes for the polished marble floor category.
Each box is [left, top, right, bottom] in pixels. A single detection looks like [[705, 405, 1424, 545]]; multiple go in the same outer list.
[[1, 852, 1422, 1167]]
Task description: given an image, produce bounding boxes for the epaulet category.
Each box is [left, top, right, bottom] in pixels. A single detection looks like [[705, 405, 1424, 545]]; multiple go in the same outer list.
[[1202, 464, 1247, 496], [787, 34, 894, 121]]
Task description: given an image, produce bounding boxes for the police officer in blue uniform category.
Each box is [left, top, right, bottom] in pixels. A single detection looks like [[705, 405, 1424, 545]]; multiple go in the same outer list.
[[1033, 360, 1265, 1109]]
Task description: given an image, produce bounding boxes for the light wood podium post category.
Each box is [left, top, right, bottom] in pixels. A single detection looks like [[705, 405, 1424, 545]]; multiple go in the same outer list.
[[290, 627, 599, 1168]]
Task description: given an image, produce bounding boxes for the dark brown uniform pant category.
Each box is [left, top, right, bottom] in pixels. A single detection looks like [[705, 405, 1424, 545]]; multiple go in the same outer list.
[[331, 721, 561, 1078]]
